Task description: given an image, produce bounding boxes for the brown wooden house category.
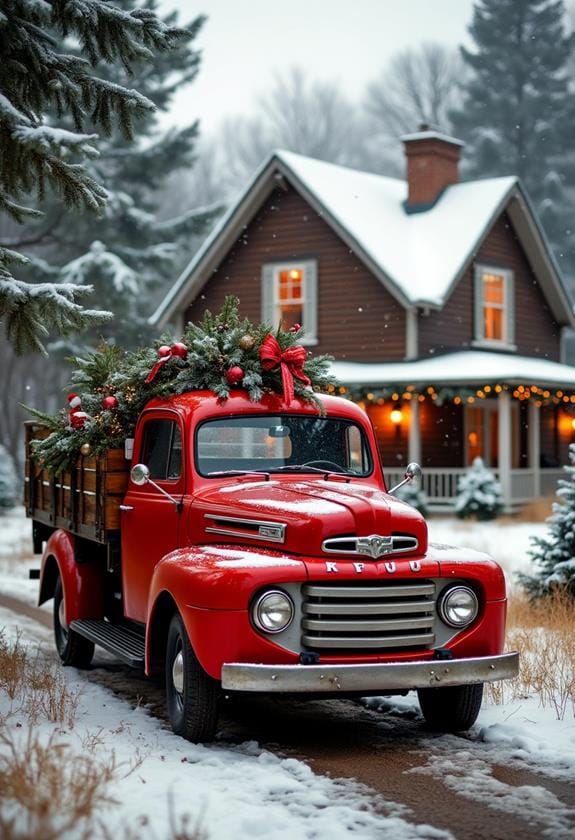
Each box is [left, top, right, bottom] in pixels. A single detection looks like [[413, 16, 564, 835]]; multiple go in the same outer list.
[[151, 130, 575, 510]]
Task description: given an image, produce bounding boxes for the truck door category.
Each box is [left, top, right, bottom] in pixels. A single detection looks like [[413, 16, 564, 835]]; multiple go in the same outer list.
[[121, 412, 184, 623]]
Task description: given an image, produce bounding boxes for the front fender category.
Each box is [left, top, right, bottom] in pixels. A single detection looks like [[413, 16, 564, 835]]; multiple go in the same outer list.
[[146, 545, 307, 679], [39, 529, 104, 624]]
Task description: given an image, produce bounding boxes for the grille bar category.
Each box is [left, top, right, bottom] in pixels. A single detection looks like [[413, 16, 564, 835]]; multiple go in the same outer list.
[[301, 632, 436, 650], [304, 583, 435, 599], [301, 580, 436, 653], [302, 599, 433, 616]]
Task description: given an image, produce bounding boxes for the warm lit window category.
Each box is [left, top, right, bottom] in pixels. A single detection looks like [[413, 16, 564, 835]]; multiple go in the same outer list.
[[261, 260, 318, 344], [474, 265, 514, 347]]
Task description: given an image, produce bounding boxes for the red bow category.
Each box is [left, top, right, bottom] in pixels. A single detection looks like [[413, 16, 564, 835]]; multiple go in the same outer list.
[[259, 334, 311, 404]]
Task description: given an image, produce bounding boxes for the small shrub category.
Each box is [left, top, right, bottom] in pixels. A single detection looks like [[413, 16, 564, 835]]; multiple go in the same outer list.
[[395, 481, 428, 516], [454, 457, 503, 521]]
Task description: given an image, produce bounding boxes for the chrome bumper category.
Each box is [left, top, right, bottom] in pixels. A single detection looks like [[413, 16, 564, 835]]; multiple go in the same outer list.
[[221, 651, 519, 693]]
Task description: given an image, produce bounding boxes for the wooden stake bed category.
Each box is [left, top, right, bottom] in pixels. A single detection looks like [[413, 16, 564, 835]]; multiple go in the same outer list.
[[24, 421, 130, 544]]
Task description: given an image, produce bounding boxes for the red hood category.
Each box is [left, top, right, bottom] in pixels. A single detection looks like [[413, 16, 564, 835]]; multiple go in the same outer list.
[[188, 478, 427, 558]]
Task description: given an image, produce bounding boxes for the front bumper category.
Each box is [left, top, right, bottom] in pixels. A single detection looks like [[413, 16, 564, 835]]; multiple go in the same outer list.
[[221, 651, 519, 693]]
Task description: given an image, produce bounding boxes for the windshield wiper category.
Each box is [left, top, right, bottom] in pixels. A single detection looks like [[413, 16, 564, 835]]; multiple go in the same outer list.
[[265, 464, 355, 475], [205, 469, 270, 478]]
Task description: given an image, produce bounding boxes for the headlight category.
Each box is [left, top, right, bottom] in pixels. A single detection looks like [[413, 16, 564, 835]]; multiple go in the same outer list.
[[252, 590, 294, 634], [439, 586, 479, 628]]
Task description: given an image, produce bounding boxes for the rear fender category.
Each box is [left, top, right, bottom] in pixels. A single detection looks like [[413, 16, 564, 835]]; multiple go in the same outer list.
[[39, 530, 104, 624]]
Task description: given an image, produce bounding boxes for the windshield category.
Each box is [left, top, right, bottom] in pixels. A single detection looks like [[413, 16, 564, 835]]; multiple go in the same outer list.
[[195, 415, 373, 477]]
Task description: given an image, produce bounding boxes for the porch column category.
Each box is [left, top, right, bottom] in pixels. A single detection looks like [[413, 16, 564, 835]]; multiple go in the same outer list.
[[498, 389, 512, 510], [528, 400, 541, 498], [408, 398, 421, 464]]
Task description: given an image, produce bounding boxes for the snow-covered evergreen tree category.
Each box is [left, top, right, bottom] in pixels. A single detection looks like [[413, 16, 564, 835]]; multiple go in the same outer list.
[[0, 443, 17, 510], [521, 443, 575, 598], [455, 457, 503, 521], [450, 0, 575, 283], [16, 0, 221, 348], [0, 0, 198, 353]]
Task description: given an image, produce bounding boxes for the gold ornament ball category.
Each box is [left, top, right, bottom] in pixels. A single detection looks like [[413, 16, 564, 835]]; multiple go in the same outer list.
[[80, 443, 92, 456], [239, 334, 255, 351]]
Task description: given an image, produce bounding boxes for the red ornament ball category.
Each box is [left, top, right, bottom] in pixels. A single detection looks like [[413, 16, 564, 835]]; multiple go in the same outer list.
[[289, 323, 302, 333], [102, 395, 119, 410], [170, 342, 188, 359], [158, 345, 172, 358], [225, 366, 244, 386]]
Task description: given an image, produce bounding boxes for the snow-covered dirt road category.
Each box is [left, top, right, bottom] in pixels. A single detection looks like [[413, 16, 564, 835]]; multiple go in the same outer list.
[[1, 590, 574, 840], [2, 509, 575, 839]]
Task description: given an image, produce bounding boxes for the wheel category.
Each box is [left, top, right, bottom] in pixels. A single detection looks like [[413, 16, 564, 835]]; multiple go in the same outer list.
[[53, 575, 94, 668], [417, 683, 483, 732], [165, 613, 220, 743]]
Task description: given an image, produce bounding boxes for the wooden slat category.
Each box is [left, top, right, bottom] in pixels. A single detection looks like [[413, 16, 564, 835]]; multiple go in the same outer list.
[[24, 425, 130, 543]]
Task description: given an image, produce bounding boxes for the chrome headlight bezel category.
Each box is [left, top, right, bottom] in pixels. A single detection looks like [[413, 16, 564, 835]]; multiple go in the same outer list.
[[251, 590, 295, 634], [438, 585, 479, 629]]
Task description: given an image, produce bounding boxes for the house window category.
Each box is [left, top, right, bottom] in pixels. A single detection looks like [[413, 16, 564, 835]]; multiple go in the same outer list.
[[473, 265, 514, 348], [261, 259, 318, 344]]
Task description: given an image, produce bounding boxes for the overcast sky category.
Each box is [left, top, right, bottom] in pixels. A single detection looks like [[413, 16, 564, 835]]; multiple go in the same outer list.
[[161, 0, 475, 134]]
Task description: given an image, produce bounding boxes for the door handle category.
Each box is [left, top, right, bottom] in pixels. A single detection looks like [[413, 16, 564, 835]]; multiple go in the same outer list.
[[119, 505, 134, 511]]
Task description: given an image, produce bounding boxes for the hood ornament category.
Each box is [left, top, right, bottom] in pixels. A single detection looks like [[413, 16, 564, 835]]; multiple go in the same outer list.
[[356, 535, 394, 559]]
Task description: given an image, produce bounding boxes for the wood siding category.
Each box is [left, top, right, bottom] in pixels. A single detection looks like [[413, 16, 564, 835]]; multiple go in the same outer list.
[[184, 185, 406, 361], [418, 213, 561, 360]]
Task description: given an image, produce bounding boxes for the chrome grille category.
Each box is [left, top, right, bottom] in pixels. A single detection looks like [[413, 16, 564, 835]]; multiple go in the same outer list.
[[301, 580, 436, 652], [322, 534, 418, 557]]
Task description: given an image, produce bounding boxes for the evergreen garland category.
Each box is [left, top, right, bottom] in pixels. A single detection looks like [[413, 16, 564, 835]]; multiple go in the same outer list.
[[520, 443, 575, 599], [28, 297, 336, 474]]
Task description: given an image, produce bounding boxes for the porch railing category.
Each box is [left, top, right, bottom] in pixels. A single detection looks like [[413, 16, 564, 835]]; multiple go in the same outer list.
[[383, 466, 565, 507]]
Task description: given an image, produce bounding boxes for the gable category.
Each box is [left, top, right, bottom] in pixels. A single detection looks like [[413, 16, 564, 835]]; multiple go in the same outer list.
[[418, 212, 562, 360], [183, 184, 406, 362]]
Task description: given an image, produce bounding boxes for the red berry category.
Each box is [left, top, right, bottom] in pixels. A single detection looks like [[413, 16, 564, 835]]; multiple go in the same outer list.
[[170, 342, 188, 359], [225, 366, 244, 386], [102, 396, 119, 410]]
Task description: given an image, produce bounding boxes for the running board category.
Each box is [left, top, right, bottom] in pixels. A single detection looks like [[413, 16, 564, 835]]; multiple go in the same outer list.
[[70, 619, 145, 667]]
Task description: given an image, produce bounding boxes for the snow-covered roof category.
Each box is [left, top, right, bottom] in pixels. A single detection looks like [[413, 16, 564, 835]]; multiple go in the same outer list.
[[151, 149, 573, 327], [332, 350, 575, 388]]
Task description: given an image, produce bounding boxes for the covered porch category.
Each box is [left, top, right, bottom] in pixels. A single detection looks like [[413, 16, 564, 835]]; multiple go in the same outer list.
[[332, 350, 575, 511]]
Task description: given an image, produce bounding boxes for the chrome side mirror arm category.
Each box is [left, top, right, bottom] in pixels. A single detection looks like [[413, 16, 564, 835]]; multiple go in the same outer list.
[[388, 462, 422, 495], [130, 463, 183, 513]]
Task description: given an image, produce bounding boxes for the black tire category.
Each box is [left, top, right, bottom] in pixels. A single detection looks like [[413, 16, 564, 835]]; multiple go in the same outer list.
[[165, 613, 220, 743], [53, 576, 95, 668], [417, 683, 483, 732]]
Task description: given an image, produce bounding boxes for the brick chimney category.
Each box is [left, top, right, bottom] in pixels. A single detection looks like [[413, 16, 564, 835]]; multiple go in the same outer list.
[[402, 126, 464, 210]]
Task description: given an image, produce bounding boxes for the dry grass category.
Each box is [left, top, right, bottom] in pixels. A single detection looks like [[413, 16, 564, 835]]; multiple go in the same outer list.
[[0, 631, 80, 726], [487, 589, 575, 718], [511, 495, 555, 523], [0, 730, 117, 840], [0, 632, 206, 839]]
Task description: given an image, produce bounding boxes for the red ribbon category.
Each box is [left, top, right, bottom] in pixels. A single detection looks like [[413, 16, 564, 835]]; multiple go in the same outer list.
[[259, 334, 311, 404], [145, 354, 171, 384]]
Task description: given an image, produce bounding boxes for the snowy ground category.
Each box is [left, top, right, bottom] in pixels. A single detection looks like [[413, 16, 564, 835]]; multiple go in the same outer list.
[[1, 508, 574, 838]]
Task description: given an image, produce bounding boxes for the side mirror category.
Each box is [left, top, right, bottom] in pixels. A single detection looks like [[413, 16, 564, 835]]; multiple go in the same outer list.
[[388, 462, 422, 495], [130, 463, 150, 486], [129, 463, 183, 512]]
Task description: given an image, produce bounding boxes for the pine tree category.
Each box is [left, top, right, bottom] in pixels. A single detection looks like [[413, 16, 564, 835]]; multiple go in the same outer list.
[[450, 0, 575, 282], [521, 443, 575, 597], [0, 443, 17, 509], [455, 457, 503, 520], [18, 0, 221, 348], [395, 481, 428, 517], [0, 0, 196, 353]]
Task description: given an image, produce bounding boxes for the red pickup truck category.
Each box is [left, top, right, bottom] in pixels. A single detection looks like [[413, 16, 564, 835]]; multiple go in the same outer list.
[[26, 389, 518, 742]]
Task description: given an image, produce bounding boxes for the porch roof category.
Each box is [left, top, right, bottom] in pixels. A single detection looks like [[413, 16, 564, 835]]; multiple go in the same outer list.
[[332, 350, 575, 389]]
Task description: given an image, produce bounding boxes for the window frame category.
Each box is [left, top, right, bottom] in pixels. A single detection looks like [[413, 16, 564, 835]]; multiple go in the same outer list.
[[261, 259, 318, 345], [472, 263, 515, 350], [135, 411, 184, 485]]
